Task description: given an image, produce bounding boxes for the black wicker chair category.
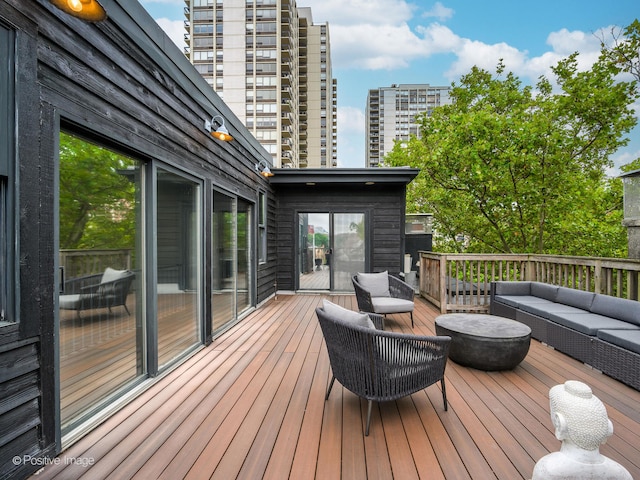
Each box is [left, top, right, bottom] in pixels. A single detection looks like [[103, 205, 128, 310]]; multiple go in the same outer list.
[[316, 304, 451, 435], [60, 268, 135, 318], [352, 272, 416, 327]]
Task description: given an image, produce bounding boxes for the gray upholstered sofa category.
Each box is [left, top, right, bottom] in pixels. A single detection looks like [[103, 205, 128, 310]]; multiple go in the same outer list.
[[490, 281, 640, 390]]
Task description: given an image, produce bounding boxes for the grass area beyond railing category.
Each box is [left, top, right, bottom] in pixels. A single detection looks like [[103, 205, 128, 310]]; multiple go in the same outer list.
[[419, 252, 640, 313]]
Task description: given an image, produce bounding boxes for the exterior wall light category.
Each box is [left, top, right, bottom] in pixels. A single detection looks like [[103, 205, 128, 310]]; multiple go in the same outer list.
[[49, 0, 107, 22], [204, 115, 233, 142], [255, 159, 274, 177]]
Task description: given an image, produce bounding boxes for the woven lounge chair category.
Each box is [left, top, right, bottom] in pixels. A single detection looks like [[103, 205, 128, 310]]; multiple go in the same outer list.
[[352, 271, 416, 327], [60, 267, 135, 318], [316, 300, 451, 435]]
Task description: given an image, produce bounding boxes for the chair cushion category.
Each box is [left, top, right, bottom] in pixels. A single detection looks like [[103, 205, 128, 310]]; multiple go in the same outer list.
[[371, 297, 414, 314], [492, 281, 531, 296], [495, 295, 555, 309], [590, 294, 640, 326], [357, 271, 390, 297], [546, 312, 640, 336], [530, 282, 559, 301], [519, 302, 586, 319], [59, 294, 81, 309], [101, 267, 129, 284], [555, 287, 595, 310], [597, 329, 640, 355], [322, 299, 375, 329]]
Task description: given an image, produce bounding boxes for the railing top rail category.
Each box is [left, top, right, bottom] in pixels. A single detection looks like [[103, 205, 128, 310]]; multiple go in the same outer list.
[[418, 251, 640, 270]]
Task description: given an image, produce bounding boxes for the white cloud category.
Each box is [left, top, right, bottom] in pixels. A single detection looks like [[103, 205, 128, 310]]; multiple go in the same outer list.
[[422, 2, 454, 21], [337, 106, 365, 134], [446, 39, 527, 78], [155, 18, 185, 50], [611, 148, 640, 173], [301, 0, 414, 26], [305, 0, 610, 87], [331, 23, 432, 70]]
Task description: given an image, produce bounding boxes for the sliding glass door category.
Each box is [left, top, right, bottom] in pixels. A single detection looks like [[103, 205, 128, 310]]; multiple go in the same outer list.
[[333, 213, 366, 290], [57, 133, 205, 438], [156, 169, 202, 368], [58, 132, 145, 434], [298, 212, 366, 291], [212, 190, 253, 333]]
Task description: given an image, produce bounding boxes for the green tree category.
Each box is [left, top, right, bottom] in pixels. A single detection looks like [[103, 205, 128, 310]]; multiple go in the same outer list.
[[59, 132, 137, 250], [601, 19, 640, 82], [387, 35, 639, 256]]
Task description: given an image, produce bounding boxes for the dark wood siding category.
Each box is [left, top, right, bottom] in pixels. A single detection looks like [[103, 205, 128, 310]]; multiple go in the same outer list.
[[0, 1, 276, 477], [274, 184, 407, 291]]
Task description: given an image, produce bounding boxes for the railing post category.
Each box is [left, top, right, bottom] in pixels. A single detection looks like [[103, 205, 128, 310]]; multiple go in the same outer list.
[[525, 256, 534, 281], [440, 254, 447, 313], [594, 259, 602, 294]]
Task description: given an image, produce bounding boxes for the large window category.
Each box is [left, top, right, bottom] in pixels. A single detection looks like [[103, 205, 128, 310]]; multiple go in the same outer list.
[[57, 133, 204, 439], [212, 190, 253, 333], [258, 192, 267, 264], [156, 168, 202, 367], [0, 24, 15, 326], [58, 132, 145, 435]]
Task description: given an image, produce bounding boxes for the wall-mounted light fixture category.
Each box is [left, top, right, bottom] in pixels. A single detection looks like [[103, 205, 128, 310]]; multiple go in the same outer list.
[[255, 159, 274, 177], [49, 0, 107, 22], [204, 115, 233, 142]]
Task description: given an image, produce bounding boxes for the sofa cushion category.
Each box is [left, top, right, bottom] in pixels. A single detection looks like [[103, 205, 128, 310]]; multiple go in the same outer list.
[[495, 295, 555, 309], [555, 287, 595, 310], [322, 299, 375, 329], [59, 294, 81, 310], [371, 297, 414, 314], [519, 302, 586, 320], [547, 311, 640, 336], [492, 281, 531, 296], [530, 282, 559, 301], [597, 329, 640, 355], [590, 294, 640, 326], [357, 271, 390, 297]]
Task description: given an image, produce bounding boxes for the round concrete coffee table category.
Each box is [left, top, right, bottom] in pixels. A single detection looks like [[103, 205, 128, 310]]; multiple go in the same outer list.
[[435, 313, 531, 371]]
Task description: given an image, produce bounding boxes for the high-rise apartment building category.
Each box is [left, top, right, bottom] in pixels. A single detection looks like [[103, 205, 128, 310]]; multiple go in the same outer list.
[[186, 0, 337, 168], [366, 84, 451, 167]]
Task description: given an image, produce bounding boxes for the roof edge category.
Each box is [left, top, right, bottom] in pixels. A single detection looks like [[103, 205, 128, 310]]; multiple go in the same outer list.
[[268, 168, 420, 185]]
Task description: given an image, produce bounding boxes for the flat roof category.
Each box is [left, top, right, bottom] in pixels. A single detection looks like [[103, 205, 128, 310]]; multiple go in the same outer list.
[[268, 168, 420, 186]]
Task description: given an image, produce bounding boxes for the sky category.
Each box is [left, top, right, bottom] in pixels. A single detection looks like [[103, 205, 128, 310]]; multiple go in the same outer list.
[[140, 0, 639, 172]]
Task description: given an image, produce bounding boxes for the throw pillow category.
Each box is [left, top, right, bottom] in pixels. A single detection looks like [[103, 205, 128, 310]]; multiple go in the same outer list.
[[357, 271, 390, 297], [322, 299, 375, 329]]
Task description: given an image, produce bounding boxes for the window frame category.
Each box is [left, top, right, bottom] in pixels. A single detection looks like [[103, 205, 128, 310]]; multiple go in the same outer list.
[[0, 23, 16, 326], [258, 191, 267, 264]]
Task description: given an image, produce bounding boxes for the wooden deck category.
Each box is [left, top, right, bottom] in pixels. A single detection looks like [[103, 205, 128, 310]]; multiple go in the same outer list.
[[34, 294, 640, 479]]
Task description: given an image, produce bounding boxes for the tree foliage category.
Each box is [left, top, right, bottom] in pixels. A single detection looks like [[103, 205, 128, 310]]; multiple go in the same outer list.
[[386, 26, 639, 256], [59, 132, 138, 250]]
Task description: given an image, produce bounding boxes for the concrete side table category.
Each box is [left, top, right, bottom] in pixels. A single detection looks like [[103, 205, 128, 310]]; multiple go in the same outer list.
[[435, 313, 531, 370]]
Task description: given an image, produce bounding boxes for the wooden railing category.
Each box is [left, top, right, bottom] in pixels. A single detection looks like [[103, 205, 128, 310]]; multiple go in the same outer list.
[[59, 249, 132, 280], [419, 252, 640, 313]]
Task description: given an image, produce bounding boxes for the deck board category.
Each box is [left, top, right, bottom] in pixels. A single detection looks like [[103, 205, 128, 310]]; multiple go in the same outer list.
[[33, 294, 640, 479]]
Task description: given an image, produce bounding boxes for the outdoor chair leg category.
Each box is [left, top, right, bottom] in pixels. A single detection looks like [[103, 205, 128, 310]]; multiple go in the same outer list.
[[365, 400, 373, 436], [441, 378, 448, 411], [325, 375, 336, 400], [410, 311, 414, 328]]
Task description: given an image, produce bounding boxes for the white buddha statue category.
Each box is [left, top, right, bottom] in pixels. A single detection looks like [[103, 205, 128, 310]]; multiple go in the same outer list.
[[532, 380, 633, 480]]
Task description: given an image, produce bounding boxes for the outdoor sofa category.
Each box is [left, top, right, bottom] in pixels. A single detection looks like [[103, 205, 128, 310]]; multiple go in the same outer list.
[[490, 281, 640, 390]]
